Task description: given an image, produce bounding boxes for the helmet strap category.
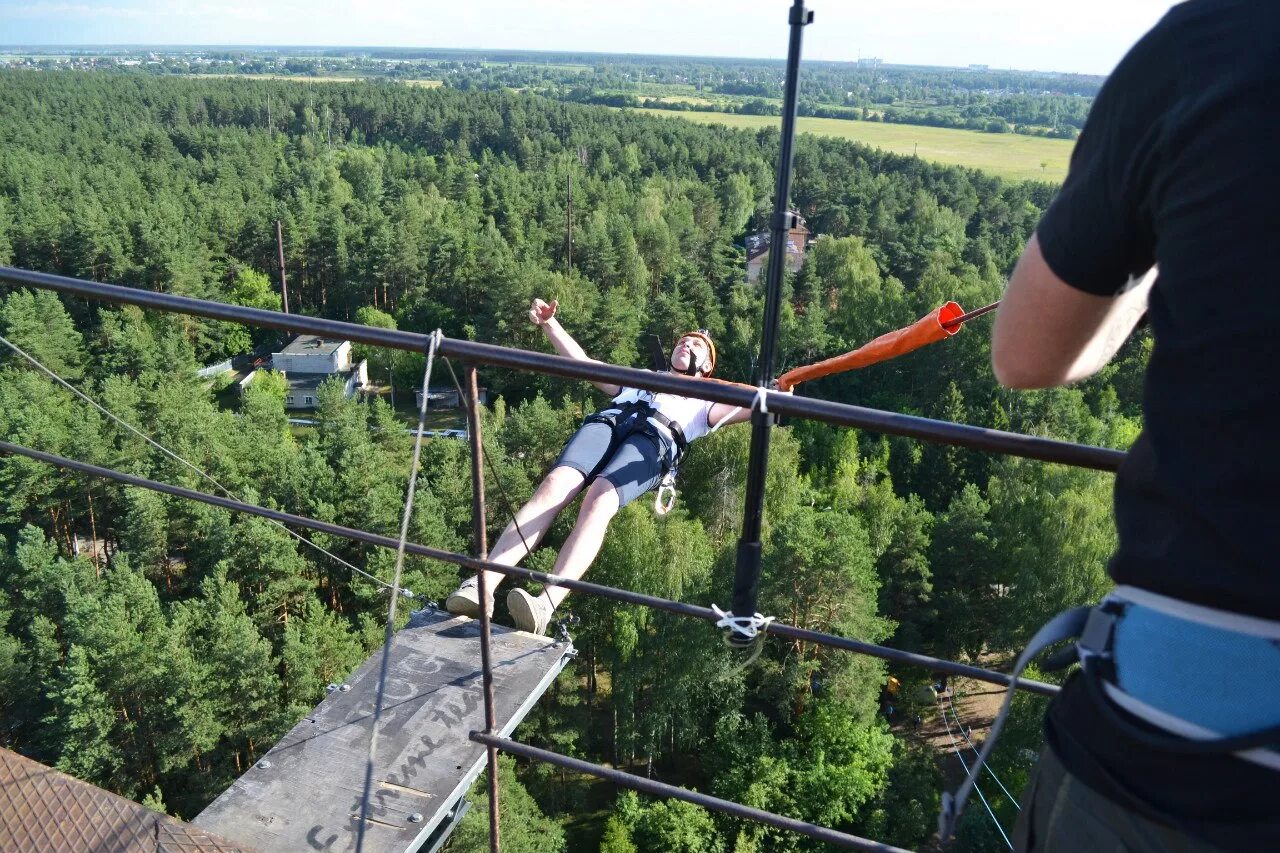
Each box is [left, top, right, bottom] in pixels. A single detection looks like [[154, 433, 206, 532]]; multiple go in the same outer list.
[[674, 352, 702, 376]]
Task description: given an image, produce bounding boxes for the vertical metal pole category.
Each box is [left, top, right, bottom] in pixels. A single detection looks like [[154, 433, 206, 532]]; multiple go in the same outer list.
[[275, 219, 290, 316], [728, 0, 813, 642], [467, 365, 500, 853]]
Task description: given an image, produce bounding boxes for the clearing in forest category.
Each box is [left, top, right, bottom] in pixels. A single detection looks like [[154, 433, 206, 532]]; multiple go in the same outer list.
[[628, 107, 1073, 183]]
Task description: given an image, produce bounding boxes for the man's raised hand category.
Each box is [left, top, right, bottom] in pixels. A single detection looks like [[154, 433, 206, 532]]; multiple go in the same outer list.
[[529, 298, 559, 326]]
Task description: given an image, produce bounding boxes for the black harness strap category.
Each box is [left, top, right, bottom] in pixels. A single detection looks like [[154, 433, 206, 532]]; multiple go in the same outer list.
[[585, 398, 688, 474]]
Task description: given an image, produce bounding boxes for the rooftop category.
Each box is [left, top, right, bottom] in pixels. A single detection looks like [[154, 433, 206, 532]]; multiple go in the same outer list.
[[194, 609, 571, 853], [276, 335, 346, 357], [745, 231, 806, 262], [0, 748, 246, 852]]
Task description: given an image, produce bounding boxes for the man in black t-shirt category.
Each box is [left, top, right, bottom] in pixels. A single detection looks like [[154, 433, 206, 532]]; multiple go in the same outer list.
[[991, 1, 1279, 850]]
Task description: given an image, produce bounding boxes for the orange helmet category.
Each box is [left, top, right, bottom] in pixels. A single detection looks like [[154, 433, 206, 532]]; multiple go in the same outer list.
[[675, 329, 717, 376]]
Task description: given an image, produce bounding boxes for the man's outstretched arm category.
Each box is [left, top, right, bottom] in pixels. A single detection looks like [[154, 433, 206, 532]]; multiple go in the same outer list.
[[530, 298, 622, 396], [991, 234, 1155, 389]]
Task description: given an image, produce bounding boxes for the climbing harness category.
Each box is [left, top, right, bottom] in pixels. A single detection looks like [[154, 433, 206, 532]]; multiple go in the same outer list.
[[585, 394, 690, 518], [1072, 586, 1280, 768], [938, 586, 1280, 843], [585, 397, 690, 471]]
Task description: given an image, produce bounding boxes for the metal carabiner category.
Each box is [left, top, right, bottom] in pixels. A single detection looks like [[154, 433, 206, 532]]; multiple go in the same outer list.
[[654, 477, 677, 515]]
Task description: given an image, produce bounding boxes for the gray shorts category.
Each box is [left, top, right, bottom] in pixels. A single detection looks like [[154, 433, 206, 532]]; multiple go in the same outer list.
[[553, 420, 667, 507]]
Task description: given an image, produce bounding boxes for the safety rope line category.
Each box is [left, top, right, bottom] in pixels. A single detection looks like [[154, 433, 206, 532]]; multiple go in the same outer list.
[[439, 355, 564, 625], [440, 357, 532, 559], [0, 332, 419, 601], [937, 696, 1013, 850], [356, 330, 440, 853], [946, 699, 1021, 809]]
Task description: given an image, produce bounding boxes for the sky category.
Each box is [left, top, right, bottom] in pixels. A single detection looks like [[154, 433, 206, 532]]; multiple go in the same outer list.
[[1, 0, 1177, 76]]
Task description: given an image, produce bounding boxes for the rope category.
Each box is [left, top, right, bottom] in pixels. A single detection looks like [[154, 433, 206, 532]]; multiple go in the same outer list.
[[440, 355, 568, 626], [752, 386, 769, 415], [440, 357, 532, 560], [946, 700, 1020, 809], [0, 332, 418, 601], [356, 329, 440, 853], [937, 697, 1013, 850], [709, 384, 771, 434], [710, 603, 774, 668], [939, 606, 1089, 843]]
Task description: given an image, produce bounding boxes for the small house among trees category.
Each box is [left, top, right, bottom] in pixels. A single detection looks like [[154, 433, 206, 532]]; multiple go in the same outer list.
[[745, 213, 811, 283], [243, 335, 368, 409]]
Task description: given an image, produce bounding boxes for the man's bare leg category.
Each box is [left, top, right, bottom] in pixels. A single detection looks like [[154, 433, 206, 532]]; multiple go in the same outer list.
[[541, 477, 621, 610], [476, 465, 586, 594]]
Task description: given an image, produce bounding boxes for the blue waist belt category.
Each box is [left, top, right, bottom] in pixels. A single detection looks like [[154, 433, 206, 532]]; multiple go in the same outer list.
[[1110, 587, 1280, 740], [939, 585, 1280, 842], [1088, 585, 1280, 771]]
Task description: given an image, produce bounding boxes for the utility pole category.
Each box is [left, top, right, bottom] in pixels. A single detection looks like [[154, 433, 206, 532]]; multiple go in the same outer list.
[[276, 219, 290, 315], [565, 172, 573, 273], [565, 146, 586, 275]]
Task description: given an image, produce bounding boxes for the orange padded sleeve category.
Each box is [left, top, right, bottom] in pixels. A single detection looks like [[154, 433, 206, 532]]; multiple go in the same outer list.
[[777, 302, 965, 391]]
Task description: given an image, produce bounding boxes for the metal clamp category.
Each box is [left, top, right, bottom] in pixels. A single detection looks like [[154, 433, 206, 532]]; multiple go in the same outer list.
[[788, 5, 814, 26], [770, 211, 799, 231]]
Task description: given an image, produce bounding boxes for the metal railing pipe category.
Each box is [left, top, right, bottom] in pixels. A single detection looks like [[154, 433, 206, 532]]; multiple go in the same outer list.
[[0, 440, 1060, 697], [0, 266, 1125, 471], [465, 366, 501, 853], [470, 734, 911, 853]]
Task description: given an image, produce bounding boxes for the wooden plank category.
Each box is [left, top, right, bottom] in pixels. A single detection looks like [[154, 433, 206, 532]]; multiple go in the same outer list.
[[194, 609, 572, 853]]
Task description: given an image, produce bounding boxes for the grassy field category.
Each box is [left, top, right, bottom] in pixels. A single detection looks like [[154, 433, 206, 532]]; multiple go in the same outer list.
[[403, 79, 444, 88], [642, 95, 720, 107], [630, 108, 1073, 183]]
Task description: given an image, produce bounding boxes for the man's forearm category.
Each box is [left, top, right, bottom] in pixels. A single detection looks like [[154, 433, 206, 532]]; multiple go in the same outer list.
[[541, 318, 620, 395], [541, 318, 591, 362], [992, 234, 1155, 389], [1058, 270, 1153, 384]]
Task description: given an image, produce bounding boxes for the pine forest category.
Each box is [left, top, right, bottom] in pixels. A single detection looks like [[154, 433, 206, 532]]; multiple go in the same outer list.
[[0, 69, 1143, 851]]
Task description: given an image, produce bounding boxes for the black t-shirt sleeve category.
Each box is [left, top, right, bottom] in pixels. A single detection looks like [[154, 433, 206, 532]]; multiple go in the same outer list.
[[1036, 25, 1165, 296]]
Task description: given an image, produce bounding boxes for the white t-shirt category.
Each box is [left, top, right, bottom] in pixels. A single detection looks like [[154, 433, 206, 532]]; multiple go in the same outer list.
[[610, 387, 715, 443]]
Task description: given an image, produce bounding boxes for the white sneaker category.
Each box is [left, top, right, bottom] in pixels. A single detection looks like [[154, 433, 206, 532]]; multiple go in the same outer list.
[[507, 588, 554, 635], [445, 577, 491, 618]]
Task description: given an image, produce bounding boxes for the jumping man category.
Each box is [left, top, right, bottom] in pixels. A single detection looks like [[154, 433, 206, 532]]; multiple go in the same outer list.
[[445, 298, 751, 634]]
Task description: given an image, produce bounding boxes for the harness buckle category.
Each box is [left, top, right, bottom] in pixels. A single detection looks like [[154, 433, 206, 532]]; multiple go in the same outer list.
[[654, 474, 677, 515], [1077, 600, 1125, 675]]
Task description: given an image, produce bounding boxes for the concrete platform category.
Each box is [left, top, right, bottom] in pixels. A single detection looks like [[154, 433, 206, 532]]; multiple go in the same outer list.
[[194, 609, 573, 853]]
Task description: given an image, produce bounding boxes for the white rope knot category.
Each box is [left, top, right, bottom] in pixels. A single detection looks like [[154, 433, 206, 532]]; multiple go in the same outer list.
[[751, 386, 769, 415], [711, 603, 775, 642]]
